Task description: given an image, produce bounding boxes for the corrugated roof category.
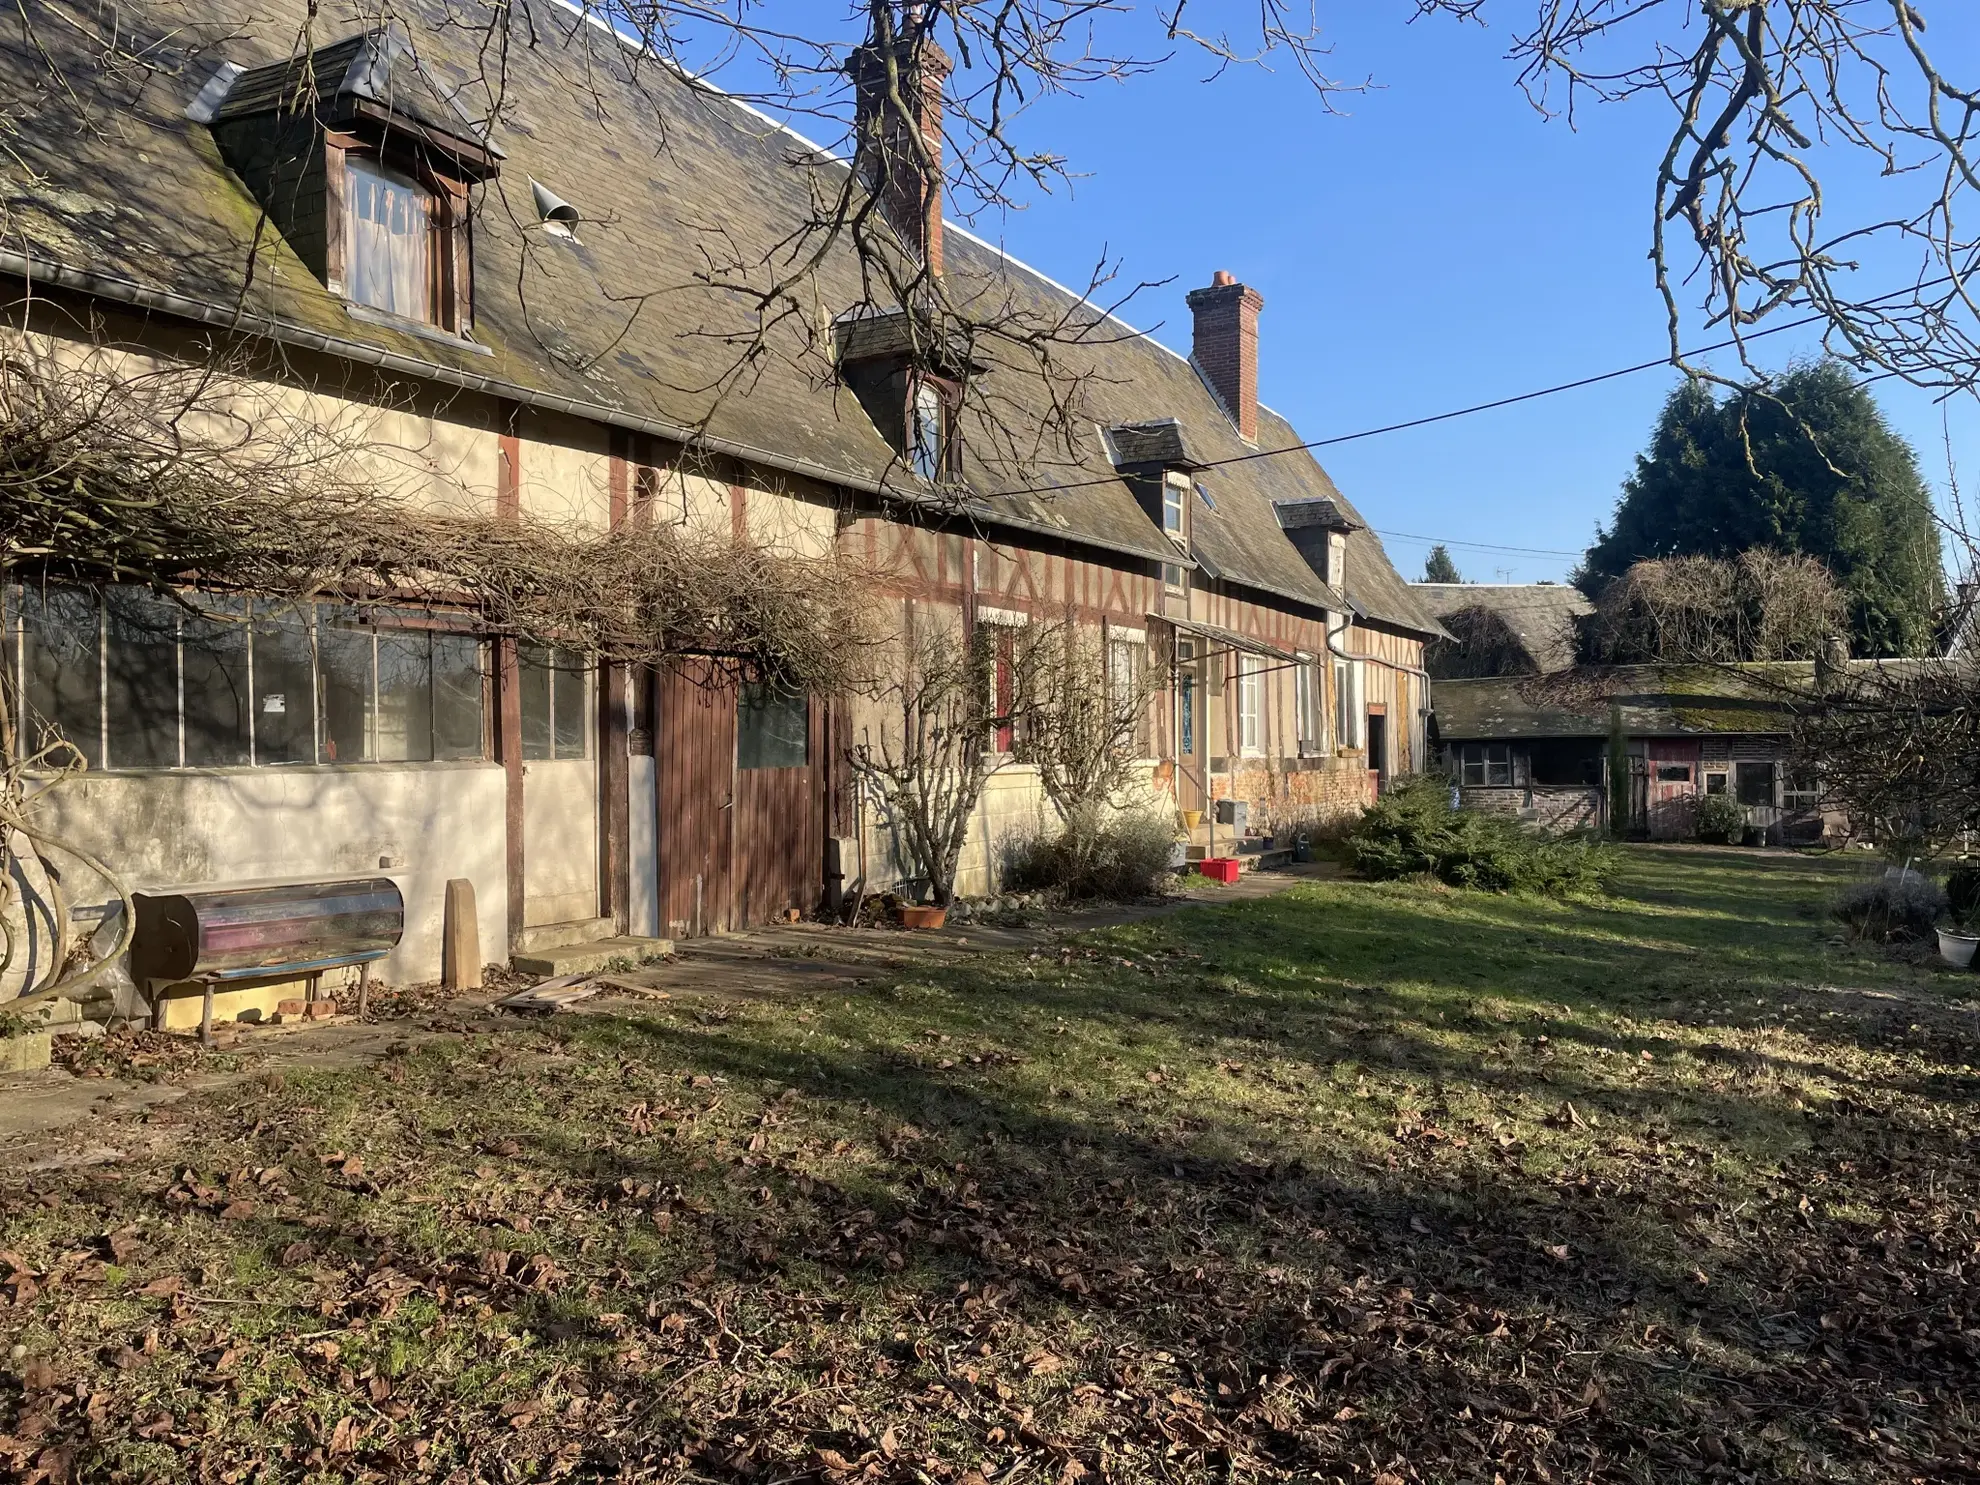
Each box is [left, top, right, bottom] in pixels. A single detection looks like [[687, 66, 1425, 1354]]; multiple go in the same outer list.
[[0, 0, 1439, 634]]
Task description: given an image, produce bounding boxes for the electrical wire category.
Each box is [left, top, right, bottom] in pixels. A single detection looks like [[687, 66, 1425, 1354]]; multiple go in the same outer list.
[[988, 274, 1958, 501]]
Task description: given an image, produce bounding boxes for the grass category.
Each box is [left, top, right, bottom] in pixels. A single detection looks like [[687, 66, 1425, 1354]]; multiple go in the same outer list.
[[2, 846, 1976, 1483]]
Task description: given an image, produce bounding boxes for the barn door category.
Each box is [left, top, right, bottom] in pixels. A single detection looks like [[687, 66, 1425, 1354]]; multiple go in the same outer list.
[[732, 682, 822, 925], [656, 661, 737, 937]]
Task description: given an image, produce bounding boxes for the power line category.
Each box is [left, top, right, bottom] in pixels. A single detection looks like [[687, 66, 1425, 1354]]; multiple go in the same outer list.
[[1371, 529, 1584, 558], [989, 276, 1954, 500]]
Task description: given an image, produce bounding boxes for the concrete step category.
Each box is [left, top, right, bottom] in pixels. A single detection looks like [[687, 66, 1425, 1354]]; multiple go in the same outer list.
[[516, 916, 616, 954], [511, 936, 675, 978]]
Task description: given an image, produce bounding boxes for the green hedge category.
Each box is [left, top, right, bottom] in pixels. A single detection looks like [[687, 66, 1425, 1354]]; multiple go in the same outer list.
[[1350, 775, 1615, 897]]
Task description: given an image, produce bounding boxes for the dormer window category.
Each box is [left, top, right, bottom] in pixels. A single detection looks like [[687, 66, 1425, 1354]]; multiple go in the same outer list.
[[834, 309, 976, 484], [204, 29, 502, 342], [346, 157, 433, 320]]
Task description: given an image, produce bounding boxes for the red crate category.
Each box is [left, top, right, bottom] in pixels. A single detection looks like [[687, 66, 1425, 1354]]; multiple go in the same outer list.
[[1197, 857, 1241, 884]]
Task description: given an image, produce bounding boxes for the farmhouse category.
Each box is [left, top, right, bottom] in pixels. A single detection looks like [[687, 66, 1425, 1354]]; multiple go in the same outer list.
[[1434, 666, 1831, 841], [0, 2, 1442, 1024]]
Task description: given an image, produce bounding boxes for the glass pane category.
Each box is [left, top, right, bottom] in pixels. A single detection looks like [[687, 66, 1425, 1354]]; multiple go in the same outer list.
[[432, 633, 485, 760], [317, 607, 374, 764], [519, 643, 553, 761], [738, 682, 808, 769], [552, 651, 589, 760], [346, 157, 431, 320], [1735, 762, 1775, 807], [251, 602, 315, 765], [375, 626, 434, 763], [1179, 674, 1195, 755], [103, 587, 180, 769], [183, 597, 251, 767], [1705, 773, 1728, 795], [17, 586, 100, 768], [911, 383, 944, 481]]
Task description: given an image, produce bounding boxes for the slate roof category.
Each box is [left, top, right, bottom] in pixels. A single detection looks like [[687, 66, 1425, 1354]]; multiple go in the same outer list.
[[1102, 420, 1203, 471], [1417, 583, 1592, 674], [214, 31, 498, 161], [0, 0, 1440, 637], [1433, 661, 1951, 741]]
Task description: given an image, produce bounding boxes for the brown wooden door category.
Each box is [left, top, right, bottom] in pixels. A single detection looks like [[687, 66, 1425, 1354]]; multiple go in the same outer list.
[[656, 661, 736, 937], [733, 684, 823, 925]]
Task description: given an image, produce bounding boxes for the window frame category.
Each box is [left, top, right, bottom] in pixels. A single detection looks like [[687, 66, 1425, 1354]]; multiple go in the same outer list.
[[1161, 472, 1188, 543], [4, 584, 491, 772], [1456, 742, 1513, 788], [1782, 769, 1822, 811], [1236, 652, 1263, 757], [331, 137, 472, 335], [1734, 759, 1778, 808], [1294, 653, 1323, 756], [906, 374, 960, 484], [1332, 655, 1364, 750]]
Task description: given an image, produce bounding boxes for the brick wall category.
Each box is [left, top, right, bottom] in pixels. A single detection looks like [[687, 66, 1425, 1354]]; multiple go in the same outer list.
[[1212, 756, 1373, 834], [1459, 784, 1603, 834]]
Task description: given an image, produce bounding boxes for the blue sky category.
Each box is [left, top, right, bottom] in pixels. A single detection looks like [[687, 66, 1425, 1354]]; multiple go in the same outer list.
[[670, 4, 1980, 585]]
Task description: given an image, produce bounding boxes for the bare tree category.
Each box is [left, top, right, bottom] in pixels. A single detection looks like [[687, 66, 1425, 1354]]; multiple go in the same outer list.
[[846, 612, 996, 907], [1010, 610, 1163, 832], [1415, 1, 1980, 402]]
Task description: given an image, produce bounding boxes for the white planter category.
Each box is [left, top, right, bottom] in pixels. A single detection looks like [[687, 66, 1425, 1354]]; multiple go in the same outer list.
[[1938, 928, 1980, 969]]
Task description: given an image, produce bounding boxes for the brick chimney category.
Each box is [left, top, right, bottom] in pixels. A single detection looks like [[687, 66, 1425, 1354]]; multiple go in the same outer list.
[[1186, 270, 1265, 443], [848, 32, 952, 276]]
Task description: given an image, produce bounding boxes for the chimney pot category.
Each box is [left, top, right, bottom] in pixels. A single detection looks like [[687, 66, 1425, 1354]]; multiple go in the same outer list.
[[1185, 273, 1265, 443]]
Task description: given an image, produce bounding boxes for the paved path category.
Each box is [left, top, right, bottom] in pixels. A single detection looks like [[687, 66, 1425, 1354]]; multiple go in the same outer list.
[[0, 864, 1337, 1162]]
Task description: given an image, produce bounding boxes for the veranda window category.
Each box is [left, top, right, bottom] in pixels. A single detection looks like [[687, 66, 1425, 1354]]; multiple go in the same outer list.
[[518, 645, 591, 761], [1735, 760, 1777, 808], [3, 585, 486, 769]]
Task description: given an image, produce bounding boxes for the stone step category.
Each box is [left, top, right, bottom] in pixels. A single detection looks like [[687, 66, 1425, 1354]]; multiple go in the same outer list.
[[516, 916, 616, 954], [511, 936, 675, 978]]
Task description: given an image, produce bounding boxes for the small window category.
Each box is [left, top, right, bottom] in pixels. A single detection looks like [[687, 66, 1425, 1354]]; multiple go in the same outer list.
[[1457, 743, 1513, 788], [1237, 654, 1262, 756], [738, 681, 808, 769], [1735, 760, 1776, 808], [1162, 475, 1186, 539], [992, 627, 1016, 754], [520, 645, 590, 761], [1705, 772, 1729, 795], [1656, 764, 1693, 783], [911, 380, 947, 482], [345, 157, 433, 322], [1162, 561, 1186, 594], [1783, 770, 1821, 810]]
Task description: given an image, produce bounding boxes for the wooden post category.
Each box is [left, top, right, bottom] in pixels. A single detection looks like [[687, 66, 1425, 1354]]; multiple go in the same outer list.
[[443, 877, 482, 991]]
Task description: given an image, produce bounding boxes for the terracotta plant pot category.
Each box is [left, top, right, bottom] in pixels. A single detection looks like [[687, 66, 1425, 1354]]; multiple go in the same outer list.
[[900, 904, 948, 930], [1180, 809, 1203, 832]]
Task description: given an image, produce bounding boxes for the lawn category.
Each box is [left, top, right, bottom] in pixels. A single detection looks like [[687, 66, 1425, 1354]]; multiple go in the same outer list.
[[2, 847, 1976, 1484]]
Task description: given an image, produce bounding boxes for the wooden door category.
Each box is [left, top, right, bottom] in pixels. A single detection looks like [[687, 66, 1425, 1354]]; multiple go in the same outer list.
[[732, 683, 823, 925], [656, 660, 737, 937]]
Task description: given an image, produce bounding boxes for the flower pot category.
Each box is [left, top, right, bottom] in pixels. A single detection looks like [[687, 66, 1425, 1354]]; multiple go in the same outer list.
[[1938, 927, 1980, 969], [1180, 809, 1203, 833], [1197, 857, 1241, 885], [900, 904, 948, 931]]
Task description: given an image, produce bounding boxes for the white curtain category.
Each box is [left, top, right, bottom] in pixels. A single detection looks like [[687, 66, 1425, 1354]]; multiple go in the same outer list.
[[346, 157, 431, 321]]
